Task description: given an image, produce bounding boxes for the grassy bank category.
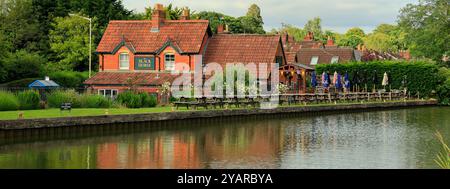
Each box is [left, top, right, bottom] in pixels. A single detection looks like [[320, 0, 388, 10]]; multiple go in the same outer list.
[[0, 107, 179, 120], [0, 99, 433, 121]]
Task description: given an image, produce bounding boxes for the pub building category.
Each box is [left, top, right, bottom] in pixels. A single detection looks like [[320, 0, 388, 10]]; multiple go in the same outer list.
[[84, 3, 316, 99]]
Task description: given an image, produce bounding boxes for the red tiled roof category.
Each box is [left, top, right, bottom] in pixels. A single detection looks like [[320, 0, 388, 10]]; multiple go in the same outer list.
[[281, 34, 302, 64], [84, 72, 196, 86], [97, 20, 210, 54], [285, 43, 301, 64], [297, 48, 355, 66], [203, 34, 282, 66]]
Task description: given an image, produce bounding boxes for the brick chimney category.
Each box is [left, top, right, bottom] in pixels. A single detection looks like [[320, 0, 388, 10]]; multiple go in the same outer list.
[[399, 50, 411, 60], [304, 32, 314, 41], [217, 24, 225, 34], [151, 4, 165, 32], [180, 8, 190, 20], [326, 36, 335, 46]]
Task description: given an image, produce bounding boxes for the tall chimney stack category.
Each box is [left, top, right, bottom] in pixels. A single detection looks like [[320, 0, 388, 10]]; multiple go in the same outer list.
[[180, 8, 190, 20], [151, 4, 165, 32], [326, 36, 335, 46], [217, 24, 225, 34], [304, 32, 314, 41]]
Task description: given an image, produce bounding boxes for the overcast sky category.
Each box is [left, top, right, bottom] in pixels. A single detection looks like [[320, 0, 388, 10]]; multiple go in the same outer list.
[[122, 0, 419, 33]]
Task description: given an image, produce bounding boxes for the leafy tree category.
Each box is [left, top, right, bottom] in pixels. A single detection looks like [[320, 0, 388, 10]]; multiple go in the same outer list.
[[364, 24, 407, 52], [240, 4, 265, 34], [193, 11, 245, 34], [337, 27, 366, 48], [398, 0, 450, 66], [304, 17, 323, 40], [164, 4, 183, 20], [273, 23, 307, 41], [1, 50, 46, 82], [345, 27, 365, 37], [364, 33, 396, 52], [49, 15, 97, 71], [240, 15, 265, 34], [0, 0, 42, 53], [193, 11, 226, 33]]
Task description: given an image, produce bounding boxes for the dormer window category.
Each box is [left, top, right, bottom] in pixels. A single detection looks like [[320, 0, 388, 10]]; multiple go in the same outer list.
[[119, 53, 130, 70], [331, 56, 339, 64], [310, 56, 319, 65]]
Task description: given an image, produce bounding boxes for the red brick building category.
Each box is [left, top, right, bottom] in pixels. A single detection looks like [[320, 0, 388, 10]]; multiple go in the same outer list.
[[84, 4, 290, 97]]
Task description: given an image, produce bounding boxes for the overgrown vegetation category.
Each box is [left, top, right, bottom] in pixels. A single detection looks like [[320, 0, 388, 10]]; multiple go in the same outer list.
[[47, 90, 114, 109], [116, 91, 157, 109], [434, 132, 450, 169], [0, 91, 19, 111], [17, 90, 40, 110], [316, 61, 441, 98], [47, 90, 80, 108], [0, 89, 159, 111]]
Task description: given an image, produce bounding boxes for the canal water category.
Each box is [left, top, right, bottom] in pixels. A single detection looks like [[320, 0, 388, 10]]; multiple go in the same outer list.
[[0, 106, 449, 169]]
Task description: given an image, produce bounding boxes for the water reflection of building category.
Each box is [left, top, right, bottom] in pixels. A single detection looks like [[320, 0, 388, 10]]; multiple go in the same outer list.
[[201, 121, 284, 169], [96, 134, 202, 169]]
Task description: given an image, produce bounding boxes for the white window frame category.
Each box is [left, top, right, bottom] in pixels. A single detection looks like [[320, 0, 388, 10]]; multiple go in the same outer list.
[[98, 89, 118, 99], [310, 56, 319, 65], [331, 56, 339, 64], [119, 53, 130, 70], [164, 53, 175, 71]]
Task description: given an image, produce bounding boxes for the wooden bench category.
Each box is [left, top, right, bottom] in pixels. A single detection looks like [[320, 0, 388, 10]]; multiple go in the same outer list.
[[60, 103, 72, 112], [174, 97, 199, 110]]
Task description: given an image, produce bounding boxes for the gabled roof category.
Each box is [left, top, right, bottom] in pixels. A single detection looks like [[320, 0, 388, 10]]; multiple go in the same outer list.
[[28, 80, 60, 88], [97, 20, 211, 54], [203, 34, 283, 66]]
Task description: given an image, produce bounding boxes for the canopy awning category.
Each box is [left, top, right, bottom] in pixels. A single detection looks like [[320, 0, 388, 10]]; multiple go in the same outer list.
[[28, 80, 60, 89]]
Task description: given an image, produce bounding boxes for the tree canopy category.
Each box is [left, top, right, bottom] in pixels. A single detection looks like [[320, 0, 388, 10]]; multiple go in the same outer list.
[[49, 15, 97, 71], [398, 0, 449, 66]]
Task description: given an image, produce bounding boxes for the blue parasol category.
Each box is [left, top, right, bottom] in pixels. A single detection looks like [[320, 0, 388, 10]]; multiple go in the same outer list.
[[336, 73, 342, 89], [323, 72, 330, 88], [344, 72, 351, 89], [311, 71, 317, 88]]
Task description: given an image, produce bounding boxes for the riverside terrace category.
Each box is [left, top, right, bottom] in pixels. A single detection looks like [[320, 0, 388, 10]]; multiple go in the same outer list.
[[173, 90, 411, 110]]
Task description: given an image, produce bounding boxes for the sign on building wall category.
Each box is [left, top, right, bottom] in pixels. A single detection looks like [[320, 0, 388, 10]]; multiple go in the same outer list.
[[135, 56, 155, 70]]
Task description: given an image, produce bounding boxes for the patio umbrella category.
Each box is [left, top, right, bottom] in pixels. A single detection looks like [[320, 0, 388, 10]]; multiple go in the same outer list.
[[327, 72, 331, 87], [333, 71, 338, 87], [373, 70, 378, 92], [382, 72, 389, 88], [336, 73, 343, 89], [352, 71, 359, 91], [344, 72, 351, 90], [322, 72, 330, 88], [311, 71, 317, 88]]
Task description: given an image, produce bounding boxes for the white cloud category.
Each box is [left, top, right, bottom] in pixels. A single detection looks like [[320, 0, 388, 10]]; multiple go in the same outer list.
[[122, 0, 419, 33]]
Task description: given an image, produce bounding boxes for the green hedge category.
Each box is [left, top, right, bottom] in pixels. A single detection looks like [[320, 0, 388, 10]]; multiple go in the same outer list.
[[47, 71, 89, 88], [437, 68, 450, 105], [17, 90, 41, 110], [0, 91, 19, 111], [316, 61, 441, 97]]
